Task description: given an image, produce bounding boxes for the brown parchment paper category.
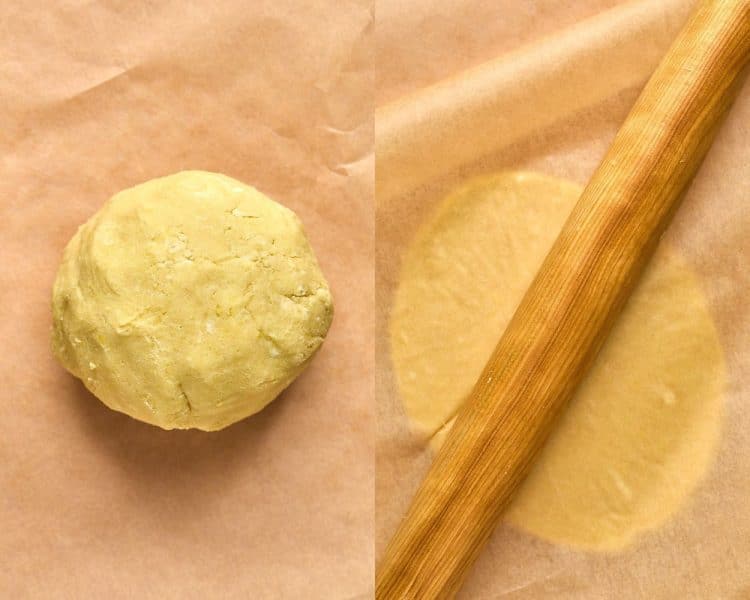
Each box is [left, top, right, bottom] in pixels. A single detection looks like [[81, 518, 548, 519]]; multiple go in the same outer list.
[[0, 2, 373, 599], [376, 0, 750, 597]]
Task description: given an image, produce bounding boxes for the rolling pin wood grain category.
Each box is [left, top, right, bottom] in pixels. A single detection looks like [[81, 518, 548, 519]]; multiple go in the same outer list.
[[376, 1, 750, 598]]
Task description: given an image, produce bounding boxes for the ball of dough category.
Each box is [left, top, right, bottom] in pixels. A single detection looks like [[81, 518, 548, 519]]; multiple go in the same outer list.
[[52, 171, 333, 431]]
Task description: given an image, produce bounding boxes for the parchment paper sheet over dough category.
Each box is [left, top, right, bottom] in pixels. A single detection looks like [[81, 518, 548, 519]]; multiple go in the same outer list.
[[390, 172, 725, 551], [52, 171, 333, 431]]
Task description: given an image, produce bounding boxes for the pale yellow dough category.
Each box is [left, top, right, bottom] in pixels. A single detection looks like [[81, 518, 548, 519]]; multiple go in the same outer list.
[[390, 172, 724, 551], [52, 171, 333, 431]]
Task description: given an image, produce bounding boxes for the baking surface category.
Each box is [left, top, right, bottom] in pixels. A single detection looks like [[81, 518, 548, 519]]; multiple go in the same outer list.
[[376, 0, 750, 597], [0, 2, 373, 598]]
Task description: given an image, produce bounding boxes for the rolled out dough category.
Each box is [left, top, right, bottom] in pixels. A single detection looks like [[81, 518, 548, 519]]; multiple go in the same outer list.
[[52, 171, 333, 431], [389, 172, 724, 551]]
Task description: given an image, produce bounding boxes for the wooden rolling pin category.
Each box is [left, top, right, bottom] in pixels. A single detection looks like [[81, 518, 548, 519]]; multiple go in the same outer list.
[[376, 1, 750, 598]]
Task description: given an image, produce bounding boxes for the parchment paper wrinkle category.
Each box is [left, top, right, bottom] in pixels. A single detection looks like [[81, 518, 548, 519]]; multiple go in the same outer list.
[[376, 0, 695, 202]]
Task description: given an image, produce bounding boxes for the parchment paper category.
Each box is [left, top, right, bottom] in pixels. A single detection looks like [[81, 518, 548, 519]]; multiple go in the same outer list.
[[1, 2, 373, 598], [376, 0, 750, 597]]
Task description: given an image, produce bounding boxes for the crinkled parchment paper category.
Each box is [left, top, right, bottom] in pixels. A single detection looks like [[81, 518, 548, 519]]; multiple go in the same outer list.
[[376, 0, 750, 597], [1, 2, 373, 598]]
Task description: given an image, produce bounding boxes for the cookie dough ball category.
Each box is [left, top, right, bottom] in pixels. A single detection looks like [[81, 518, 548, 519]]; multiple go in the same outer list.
[[52, 171, 333, 431]]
